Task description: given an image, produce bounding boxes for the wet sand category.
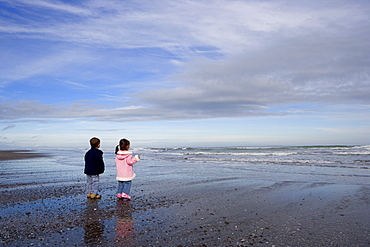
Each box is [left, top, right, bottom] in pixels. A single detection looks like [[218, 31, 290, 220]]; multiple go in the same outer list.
[[0, 152, 369, 246], [0, 150, 49, 161]]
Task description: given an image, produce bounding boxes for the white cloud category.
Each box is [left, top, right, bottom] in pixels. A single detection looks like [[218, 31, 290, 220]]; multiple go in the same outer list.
[[0, 0, 369, 123], [0, 47, 95, 85], [2, 0, 365, 53], [2, 0, 91, 15]]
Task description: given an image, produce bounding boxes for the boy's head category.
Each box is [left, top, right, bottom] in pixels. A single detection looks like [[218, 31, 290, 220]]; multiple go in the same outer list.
[[90, 137, 101, 148]]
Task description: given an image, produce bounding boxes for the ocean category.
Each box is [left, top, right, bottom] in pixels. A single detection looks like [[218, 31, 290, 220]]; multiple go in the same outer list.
[[1, 145, 369, 191], [138, 145, 370, 168], [134, 145, 370, 185]]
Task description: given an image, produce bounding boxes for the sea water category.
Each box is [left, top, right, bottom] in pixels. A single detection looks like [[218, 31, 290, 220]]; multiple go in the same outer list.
[[134, 145, 370, 185], [137, 145, 370, 168], [1, 145, 369, 190]]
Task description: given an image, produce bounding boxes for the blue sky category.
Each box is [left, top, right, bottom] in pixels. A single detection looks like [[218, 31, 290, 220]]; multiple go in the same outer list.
[[0, 0, 369, 149]]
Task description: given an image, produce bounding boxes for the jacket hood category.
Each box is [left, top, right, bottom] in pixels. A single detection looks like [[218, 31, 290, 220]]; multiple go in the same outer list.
[[116, 150, 132, 160]]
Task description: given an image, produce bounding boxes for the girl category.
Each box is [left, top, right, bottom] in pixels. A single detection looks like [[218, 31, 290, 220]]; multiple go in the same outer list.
[[115, 138, 140, 199]]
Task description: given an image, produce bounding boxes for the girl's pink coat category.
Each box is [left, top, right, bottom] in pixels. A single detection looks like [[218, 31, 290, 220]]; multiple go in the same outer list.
[[115, 151, 140, 181]]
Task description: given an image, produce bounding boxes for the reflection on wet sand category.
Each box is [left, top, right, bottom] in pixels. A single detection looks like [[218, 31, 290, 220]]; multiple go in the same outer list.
[[115, 200, 135, 246], [83, 199, 105, 245]]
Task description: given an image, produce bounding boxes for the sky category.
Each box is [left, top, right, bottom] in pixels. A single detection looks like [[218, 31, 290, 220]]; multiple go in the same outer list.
[[0, 0, 369, 149]]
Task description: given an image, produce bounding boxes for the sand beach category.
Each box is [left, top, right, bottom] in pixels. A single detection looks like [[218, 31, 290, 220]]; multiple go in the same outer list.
[[0, 150, 49, 161], [0, 148, 369, 246]]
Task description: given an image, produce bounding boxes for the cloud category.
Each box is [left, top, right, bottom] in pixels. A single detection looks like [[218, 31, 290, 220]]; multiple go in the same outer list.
[[7, 0, 91, 15], [0, 46, 97, 86], [130, 25, 370, 119], [0, 101, 59, 119], [3, 0, 363, 54], [2, 125, 15, 131], [56, 79, 89, 89], [0, 0, 369, 122]]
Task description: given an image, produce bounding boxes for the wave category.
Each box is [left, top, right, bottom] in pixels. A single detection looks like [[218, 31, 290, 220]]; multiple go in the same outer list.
[[139, 144, 368, 152]]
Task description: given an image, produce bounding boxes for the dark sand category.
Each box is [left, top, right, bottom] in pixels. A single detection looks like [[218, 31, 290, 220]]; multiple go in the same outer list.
[[0, 150, 49, 161], [0, 151, 369, 246]]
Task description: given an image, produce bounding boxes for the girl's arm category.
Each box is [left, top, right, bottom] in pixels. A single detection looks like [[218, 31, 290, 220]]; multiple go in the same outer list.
[[127, 154, 140, 165]]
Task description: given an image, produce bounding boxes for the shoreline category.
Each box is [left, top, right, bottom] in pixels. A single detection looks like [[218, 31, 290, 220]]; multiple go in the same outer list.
[[1, 150, 369, 246], [0, 150, 50, 161], [1, 175, 369, 246]]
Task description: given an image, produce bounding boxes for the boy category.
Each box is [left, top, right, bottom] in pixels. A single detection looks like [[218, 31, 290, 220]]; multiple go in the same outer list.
[[84, 137, 105, 199]]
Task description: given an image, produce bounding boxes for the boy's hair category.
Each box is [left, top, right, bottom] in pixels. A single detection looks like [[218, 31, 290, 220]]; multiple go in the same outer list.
[[90, 137, 100, 148], [115, 138, 130, 154]]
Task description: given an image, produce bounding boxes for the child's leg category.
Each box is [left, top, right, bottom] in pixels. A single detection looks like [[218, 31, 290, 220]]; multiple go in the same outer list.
[[91, 175, 100, 194], [122, 181, 132, 195], [86, 175, 93, 193], [117, 181, 124, 194]]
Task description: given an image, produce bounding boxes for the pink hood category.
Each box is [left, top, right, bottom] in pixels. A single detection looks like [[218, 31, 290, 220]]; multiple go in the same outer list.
[[115, 151, 140, 181]]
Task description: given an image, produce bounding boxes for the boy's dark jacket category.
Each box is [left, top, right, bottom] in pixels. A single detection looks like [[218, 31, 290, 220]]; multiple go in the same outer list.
[[84, 148, 105, 175]]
